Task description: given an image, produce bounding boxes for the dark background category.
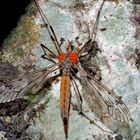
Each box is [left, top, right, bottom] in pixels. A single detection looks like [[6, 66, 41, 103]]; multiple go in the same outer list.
[[0, 0, 31, 47]]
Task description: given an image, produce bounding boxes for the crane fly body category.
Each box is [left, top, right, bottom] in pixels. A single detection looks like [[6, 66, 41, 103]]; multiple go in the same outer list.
[[0, 0, 132, 139], [58, 45, 79, 138]]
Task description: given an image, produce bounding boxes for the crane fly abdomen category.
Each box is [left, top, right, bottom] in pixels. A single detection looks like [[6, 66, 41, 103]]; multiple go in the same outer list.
[[60, 74, 71, 138]]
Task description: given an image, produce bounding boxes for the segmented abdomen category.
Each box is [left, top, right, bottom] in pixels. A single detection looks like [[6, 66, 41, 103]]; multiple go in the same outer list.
[[60, 74, 71, 138]]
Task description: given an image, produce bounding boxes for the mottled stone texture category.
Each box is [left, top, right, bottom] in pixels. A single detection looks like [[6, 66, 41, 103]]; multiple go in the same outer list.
[[1, 0, 140, 140]]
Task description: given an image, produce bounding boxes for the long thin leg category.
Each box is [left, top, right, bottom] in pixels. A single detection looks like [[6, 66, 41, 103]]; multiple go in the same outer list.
[[79, 111, 114, 134], [70, 74, 83, 113], [77, 39, 92, 55], [41, 44, 57, 58], [75, 37, 82, 47], [71, 101, 113, 134], [34, 0, 62, 55], [87, 23, 91, 40], [40, 44, 57, 64], [76, 23, 94, 54], [78, 0, 106, 55], [60, 38, 65, 47], [91, 0, 106, 41], [70, 70, 113, 134]]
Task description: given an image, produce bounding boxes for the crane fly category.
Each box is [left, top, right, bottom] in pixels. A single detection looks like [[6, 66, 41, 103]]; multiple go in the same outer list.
[[0, 0, 132, 139]]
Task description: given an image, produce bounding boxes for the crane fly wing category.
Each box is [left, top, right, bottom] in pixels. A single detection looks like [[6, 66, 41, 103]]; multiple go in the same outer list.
[[80, 72, 131, 122], [0, 64, 60, 103]]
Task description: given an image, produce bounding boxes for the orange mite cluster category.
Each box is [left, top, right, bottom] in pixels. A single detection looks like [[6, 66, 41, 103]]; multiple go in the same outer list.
[[58, 52, 79, 64]]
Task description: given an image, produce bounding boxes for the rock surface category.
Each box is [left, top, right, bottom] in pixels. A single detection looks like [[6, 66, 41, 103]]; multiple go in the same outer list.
[[1, 0, 140, 140]]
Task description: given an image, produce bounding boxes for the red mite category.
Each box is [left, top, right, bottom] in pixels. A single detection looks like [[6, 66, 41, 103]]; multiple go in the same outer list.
[[58, 52, 79, 64]]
